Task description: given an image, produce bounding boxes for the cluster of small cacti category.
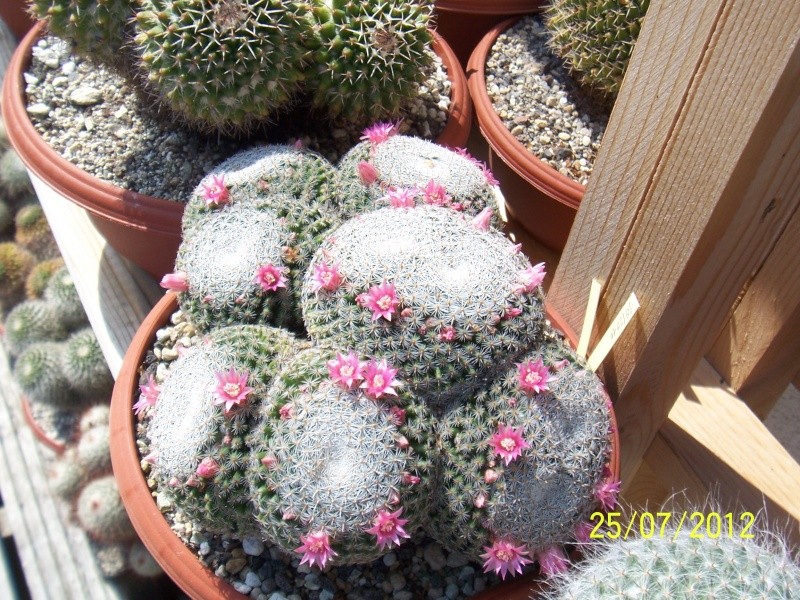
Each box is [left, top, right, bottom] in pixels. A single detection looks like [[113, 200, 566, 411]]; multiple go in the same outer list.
[[31, 0, 438, 133], [545, 0, 651, 99], [140, 125, 615, 580]]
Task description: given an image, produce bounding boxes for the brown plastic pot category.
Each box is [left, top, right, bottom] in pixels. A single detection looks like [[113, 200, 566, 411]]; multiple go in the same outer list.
[[0, 0, 35, 41], [21, 396, 68, 454], [434, 1, 544, 68], [2, 23, 472, 280], [468, 18, 585, 252], [110, 293, 619, 600]]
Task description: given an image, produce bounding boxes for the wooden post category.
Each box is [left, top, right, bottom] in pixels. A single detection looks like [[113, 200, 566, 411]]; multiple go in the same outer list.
[[547, 0, 800, 483]]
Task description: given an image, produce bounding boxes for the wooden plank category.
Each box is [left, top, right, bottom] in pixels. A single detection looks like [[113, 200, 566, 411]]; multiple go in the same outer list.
[[28, 173, 162, 378], [547, 0, 800, 482], [707, 203, 800, 419]]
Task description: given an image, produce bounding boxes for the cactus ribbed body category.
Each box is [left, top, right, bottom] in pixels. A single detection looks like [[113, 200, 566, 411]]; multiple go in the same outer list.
[[62, 328, 114, 398], [309, 0, 434, 123], [335, 134, 500, 221], [25, 258, 65, 300], [75, 475, 136, 543], [76, 424, 112, 478], [48, 447, 87, 499], [429, 342, 612, 561], [4, 299, 67, 357], [545, 0, 650, 99], [0, 148, 33, 197], [44, 266, 88, 331], [248, 346, 434, 565], [0, 242, 36, 310], [133, 0, 313, 133], [15, 204, 59, 260], [14, 341, 76, 407], [147, 325, 304, 534], [301, 206, 546, 409]]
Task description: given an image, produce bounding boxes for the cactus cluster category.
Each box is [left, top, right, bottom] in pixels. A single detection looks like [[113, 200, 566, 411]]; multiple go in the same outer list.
[[0, 241, 36, 309], [31, 0, 439, 133], [545, 0, 650, 99]]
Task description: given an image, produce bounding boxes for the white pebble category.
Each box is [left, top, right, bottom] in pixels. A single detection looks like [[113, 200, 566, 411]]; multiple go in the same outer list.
[[27, 103, 51, 118], [69, 86, 103, 106]]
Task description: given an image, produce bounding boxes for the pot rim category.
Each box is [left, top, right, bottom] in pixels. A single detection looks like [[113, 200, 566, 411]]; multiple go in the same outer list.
[[110, 293, 620, 600], [21, 395, 68, 454], [466, 17, 585, 209], [435, 0, 541, 15]]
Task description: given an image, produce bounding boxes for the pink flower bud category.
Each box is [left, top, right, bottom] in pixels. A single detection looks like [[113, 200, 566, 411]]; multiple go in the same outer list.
[[484, 469, 499, 484], [389, 406, 406, 426], [196, 457, 220, 479], [279, 403, 295, 420], [474, 493, 487, 508], [402, 472, 421, 486], [395, 435, 410, 450], [261, 455, 279, 469], [160, 271, 189, 292], [358, 161, 379, 185], [282, 510, 296, 521]]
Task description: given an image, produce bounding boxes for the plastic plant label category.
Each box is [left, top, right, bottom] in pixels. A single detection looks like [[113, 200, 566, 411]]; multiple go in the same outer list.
[[587, 293, 640, 372]]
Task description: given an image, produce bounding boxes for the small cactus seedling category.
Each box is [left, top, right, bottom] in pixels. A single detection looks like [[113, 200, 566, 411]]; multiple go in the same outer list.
[[428, 341, 614, 579], [14, 204, 59, 261], [145, 324, 305, 534], [545, 0, 650, 100], [61, 327, 114, 398], [248, 346, 435, 566], [335, 126, 501, 221], [301, 206, 546, 409], [3, 299, 68, 357], [0, 242, 36, 311], [25, 258, 65, 300], [44, 266, 89, 331], [13, 341, 77, 408], [75, 474, 137, 543]]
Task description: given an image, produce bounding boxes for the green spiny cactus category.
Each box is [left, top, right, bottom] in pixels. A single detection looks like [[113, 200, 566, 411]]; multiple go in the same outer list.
[[545, 0, 650, 99], [25, 258, 65, 300], [301, 206, 547, 409], [76, 424, 112, 478], [43, 265, 89, 331], [334, 128, 501, 222], [13, 341, 77, 408], [174, 147, 341, 333], [132, 0, 314, 134], [75, 474, 137, 543], [0, 242, 36, 310], [309, 0, 434, 123], [48, 447, 87, 499], [62, 327, 114, 398], [0, 148, 33, 197], [128, 542, 163, 578], [28, 0, 135, 67], [427, 340, 613, 571], [145, 324, 305, 534], [14, 204, 59, 261], [3, 299, 68, 357], [545, 522, 800, 599], [248, 346, 435, 567]]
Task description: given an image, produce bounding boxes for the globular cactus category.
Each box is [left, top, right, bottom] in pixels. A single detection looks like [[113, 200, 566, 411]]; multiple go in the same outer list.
[[0, 148, 34, 197], [545, 522, 800, 599], [15, 204, 59, 261], [92, 542, 130, 578], [335, 126, 501, 222], [3, 299, 67, 357], [61, 327, 114, 398], [43, 265, 88, 331], [76, 424, 112, 479], [48, 446, 87, 499], [144, 324, 305, 534], [171, 146, 340, 333], [128, 542, 163, 578], [13, 341, 77, 408], [28, 0, 134, 68], [308, 0, 434, 123], [0, 242, 36, 311], [25, 258, 65, 300], [78, 403, 110, 433], [545, 0, 650, 99], [301, 206, 547, 409], [0, 199, 12, 235], [132, 0, 313, 134], [248, 346, 435, 567], [75, 474, 137, 543], [428, 341, 614, 579]]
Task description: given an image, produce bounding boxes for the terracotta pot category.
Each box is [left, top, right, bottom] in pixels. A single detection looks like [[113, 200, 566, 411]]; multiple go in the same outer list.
[[468, 18, 586, 252], [0, 0, 35, 41], [21, 396, 68, 454], [110, 293, 619, 600], [434, 1, 544, 68], [2, 23, 472, 280]]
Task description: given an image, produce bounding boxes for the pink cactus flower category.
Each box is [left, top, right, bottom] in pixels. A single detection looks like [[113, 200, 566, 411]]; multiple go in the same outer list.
[[357, 282, 400, 321], [160, 271, 189, 292], [595, 476, 622, 511], [537, 546, 569, 577], [360, 359, 400, 399], [213, 368, 253, 412], [513, 262, 547, 294], [438, 326, 456, 342], [481, 539, 533, 580], [419, 180, 451, 206], [517, 358, 556, 395], [254, 263, 287, 292], [201, 174, 229, 207], [133, 374, 160, 415], [143, 451, 158, 465], [358, 160, 379, 185], [279, 403, 295, 420], [502, 306, 523, 321], [196, 457, 219, 479], [489, 424, 530, 466], [327, 351, 364, 390], [574, 520, 594, 544], [360, 121, 399, 145], [481, 164, 500, 186], [471, 207, 493, 231], [295, 530, 337, 569], [365, 508, 410, 550], [311, 262, 343, 292], [382, 187, 417, 208]]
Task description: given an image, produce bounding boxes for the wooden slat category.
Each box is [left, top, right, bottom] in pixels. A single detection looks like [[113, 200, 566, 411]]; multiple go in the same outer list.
[[28, 173, 162, 378], [547, 0, 800, 482], [707, 204, 800, 419]]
